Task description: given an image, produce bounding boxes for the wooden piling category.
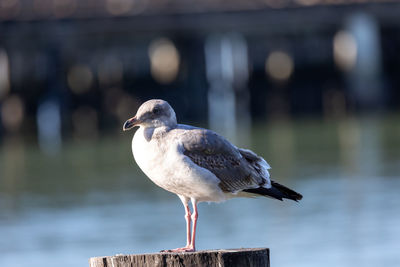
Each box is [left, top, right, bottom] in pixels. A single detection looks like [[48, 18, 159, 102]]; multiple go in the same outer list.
[[89, 248, 269, 267]]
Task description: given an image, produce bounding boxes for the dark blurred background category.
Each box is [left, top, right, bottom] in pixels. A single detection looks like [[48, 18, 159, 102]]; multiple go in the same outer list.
[[1, 1, 400, 267]]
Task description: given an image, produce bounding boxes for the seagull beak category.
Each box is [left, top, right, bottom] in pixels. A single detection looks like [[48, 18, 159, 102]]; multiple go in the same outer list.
[[123, 116, 139, 131]]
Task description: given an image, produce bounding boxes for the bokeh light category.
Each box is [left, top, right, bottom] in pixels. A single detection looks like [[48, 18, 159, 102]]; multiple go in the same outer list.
[[1, 95, 24, 132], [148, 38, 180, 84], [67, 64, 94, 94], [265, 51, 294, 81], [333, 30, 358, 71], [37, 99, 62, 154]]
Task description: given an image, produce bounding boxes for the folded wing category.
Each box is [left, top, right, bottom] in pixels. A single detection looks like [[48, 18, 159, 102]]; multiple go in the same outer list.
[[179, 128, 270, 193]]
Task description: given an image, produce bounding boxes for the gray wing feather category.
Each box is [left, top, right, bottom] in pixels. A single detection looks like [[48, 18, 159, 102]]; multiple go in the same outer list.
[[179, 128, 267, 193]]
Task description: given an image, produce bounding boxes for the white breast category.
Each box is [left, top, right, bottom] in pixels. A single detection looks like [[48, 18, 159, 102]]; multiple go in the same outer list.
[[132, 127, 166, 186], [131, 127, 226, 202]]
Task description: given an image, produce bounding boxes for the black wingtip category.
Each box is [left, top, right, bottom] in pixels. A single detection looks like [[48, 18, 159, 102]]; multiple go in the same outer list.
[[274, 181, 303, 202], [243, 181, 303, 202], [296, 193, 303, 201]]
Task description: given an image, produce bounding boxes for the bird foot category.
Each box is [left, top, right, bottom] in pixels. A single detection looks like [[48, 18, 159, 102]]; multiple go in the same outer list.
[[161, 246, 195, 252]]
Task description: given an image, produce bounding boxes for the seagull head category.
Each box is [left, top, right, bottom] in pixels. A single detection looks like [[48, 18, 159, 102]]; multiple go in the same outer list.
[[123, 99, 177, 131]]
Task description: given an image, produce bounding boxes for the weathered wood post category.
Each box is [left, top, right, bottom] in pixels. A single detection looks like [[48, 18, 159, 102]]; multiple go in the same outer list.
[[89, 248, 269, 267]]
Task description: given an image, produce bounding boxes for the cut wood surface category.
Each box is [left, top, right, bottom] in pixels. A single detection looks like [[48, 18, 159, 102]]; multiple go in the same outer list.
[[89, 248, 270, 267]]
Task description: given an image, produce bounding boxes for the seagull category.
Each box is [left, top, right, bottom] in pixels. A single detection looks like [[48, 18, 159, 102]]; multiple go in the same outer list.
[[123, 99, 302, 252]]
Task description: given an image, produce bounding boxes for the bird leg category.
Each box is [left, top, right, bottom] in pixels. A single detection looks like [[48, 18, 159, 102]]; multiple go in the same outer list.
[[162, 196, 195, 252], [168, 199, 198, 252], [189, 198, 198, 251], [184, 201, 192, 248]]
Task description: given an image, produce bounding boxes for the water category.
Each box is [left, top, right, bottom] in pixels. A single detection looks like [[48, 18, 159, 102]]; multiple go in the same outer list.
[[1, 115, 400, 267]]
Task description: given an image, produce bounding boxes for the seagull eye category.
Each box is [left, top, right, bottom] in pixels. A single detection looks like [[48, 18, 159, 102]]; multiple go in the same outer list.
[[153, 107, 161, 115]]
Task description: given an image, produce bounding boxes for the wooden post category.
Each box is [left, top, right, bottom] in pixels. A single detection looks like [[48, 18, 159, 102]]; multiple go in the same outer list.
[[89, 248, 269, 267]]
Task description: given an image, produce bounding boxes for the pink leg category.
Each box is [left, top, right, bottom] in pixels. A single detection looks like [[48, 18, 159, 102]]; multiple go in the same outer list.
[[184, 201, 192, 247], [162, 196, 195, 252], [189, 199, 198, 251]]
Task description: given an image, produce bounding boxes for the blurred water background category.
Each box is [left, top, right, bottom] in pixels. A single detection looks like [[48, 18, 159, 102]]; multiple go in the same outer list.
[[1, 116, 399, 267], [1, 0, 400, 266]]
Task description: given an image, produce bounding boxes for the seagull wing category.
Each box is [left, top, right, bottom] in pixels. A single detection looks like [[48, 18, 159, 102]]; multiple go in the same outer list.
[[178, 128, 269, 193]]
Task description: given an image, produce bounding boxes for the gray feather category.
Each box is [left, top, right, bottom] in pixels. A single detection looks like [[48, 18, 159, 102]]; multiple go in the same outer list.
[[179, 128, 266, 193]]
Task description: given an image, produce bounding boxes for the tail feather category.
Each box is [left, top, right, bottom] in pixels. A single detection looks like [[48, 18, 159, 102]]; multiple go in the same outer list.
[[243, 181, 303, 202]]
